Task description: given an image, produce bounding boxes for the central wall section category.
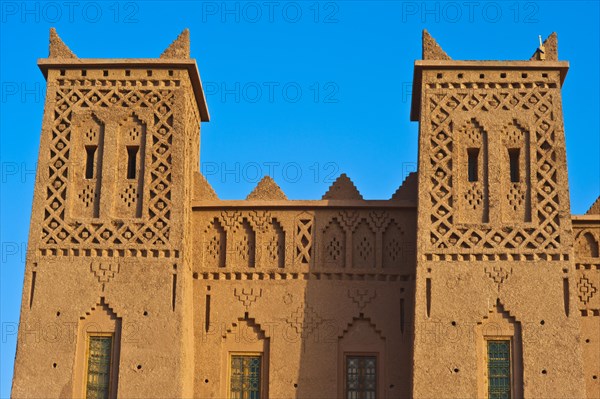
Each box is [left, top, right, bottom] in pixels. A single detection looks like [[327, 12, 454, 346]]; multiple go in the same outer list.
[[190, 206, 417, 398]]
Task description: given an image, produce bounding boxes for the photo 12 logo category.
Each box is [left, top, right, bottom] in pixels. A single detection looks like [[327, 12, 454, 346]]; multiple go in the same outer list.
[[1, 2, 140, 23], [401, 2, 539, 24], [1, 81, 45, 104], [200, 2, 339, 23], [202, 161, 340, 184], [203, 81, 340, 104]]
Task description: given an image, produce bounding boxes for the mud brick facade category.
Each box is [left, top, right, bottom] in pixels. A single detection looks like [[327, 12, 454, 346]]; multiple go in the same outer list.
[[11, 29, 600, 398]]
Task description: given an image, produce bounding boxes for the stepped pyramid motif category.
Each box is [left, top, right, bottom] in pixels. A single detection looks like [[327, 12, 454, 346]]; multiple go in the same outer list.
[[322, 173, 363, 200], [246, 176, 287, 200], [11, 29, 599, 399]]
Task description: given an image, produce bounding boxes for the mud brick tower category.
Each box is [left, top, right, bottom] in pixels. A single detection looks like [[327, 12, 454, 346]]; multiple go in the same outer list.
[[11, 29, 600, 399], [411, 32, 592, 398], [11, 29, 208, 397]]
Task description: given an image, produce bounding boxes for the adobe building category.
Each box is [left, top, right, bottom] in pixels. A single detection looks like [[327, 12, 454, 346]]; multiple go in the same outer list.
[[11, 28, 600, 398]]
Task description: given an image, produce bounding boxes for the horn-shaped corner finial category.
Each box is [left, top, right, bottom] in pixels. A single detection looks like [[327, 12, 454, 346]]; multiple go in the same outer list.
[[423, 29, 451, 60], [49, 28, 77, 59], [530, 32, 558, 61], [160, 29, 190, 59]]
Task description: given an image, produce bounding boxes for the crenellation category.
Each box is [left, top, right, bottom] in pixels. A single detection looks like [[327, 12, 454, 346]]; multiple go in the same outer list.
[[12, 29, 600, 399]]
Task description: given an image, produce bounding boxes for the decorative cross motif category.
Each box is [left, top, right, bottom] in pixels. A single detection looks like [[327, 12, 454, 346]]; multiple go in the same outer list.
[[287, 304, 323, 337], [578, 276, 598, 305]]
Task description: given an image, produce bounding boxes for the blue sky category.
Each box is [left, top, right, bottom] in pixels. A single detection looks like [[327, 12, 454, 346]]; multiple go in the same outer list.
[[1, 0, 599, 395]]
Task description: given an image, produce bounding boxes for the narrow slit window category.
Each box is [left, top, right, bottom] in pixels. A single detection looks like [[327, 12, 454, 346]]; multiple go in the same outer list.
[[85, 146, 97, 179], [127, 146, 139, 179], [509, 148, 520, 182], [467, 148, 479, 182], [487, 340, 511, 399], [85, 335, 113, 398]]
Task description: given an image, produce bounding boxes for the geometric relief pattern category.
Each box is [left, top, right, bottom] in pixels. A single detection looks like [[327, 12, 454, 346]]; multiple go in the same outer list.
[[576, 231, 599, 258], [323, 218, 345, 268], [90, 261, 120, 291], [352, 219, 375, 269], [41, 82, 177, 252], [578, 276, 597, 305], [119, 183, 138, 209], [426, 83, 562, 256], [286, 304, 324, 338], [501, 120, 531, 222], [72, 115, 104, 219], [383, 221, 404, 269], [234, 288, 263, 310], [264, 219, 285, 269], [204, 218, 226, 268], [114, 114, 146, 219], [347, 288, 376, 311], [79, 183, 97, 209], [294, 215, 313, 265], [465, 185, 484, 211], [458, 119, 488, 223], [485, 266, 513, 291], [507, 184, 526, 210], [234, 219, 255, 268]]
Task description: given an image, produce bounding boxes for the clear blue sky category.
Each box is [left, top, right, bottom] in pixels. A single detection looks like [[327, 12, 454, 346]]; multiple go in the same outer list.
[[1, 1, 598, 395]]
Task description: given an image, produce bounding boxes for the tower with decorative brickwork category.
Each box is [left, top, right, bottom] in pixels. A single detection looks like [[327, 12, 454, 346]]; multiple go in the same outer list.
[[11, 29, 600, 399], [11, 29, 207, 397], [410, 31, 593, 398]]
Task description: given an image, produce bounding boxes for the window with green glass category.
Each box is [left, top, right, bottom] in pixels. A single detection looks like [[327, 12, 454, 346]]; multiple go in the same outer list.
[[346, 355, 377, 399], [487, 340, 511, 399], [85, 335, 113, 399], [230, 355, 261, 399]]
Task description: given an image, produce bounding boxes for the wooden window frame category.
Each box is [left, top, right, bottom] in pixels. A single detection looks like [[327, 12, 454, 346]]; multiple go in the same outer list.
[[484, 337, 515, 399], [343, 352, 379, 399], [227, 352, 266, 399], [84, 332, 117, 399]]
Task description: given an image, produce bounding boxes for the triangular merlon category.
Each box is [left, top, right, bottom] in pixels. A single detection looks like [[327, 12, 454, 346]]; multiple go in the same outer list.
[[391, 172, 417, 201], [322, 174, 363, 200], [193, 172, 218, 200], [423, 29, 451, 60], [586, 195, 600, 215], [49, 28, 77, 59], [160, 29, 190, 59], [530, 32, 558, 61], [246, 176, 287, 200]]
